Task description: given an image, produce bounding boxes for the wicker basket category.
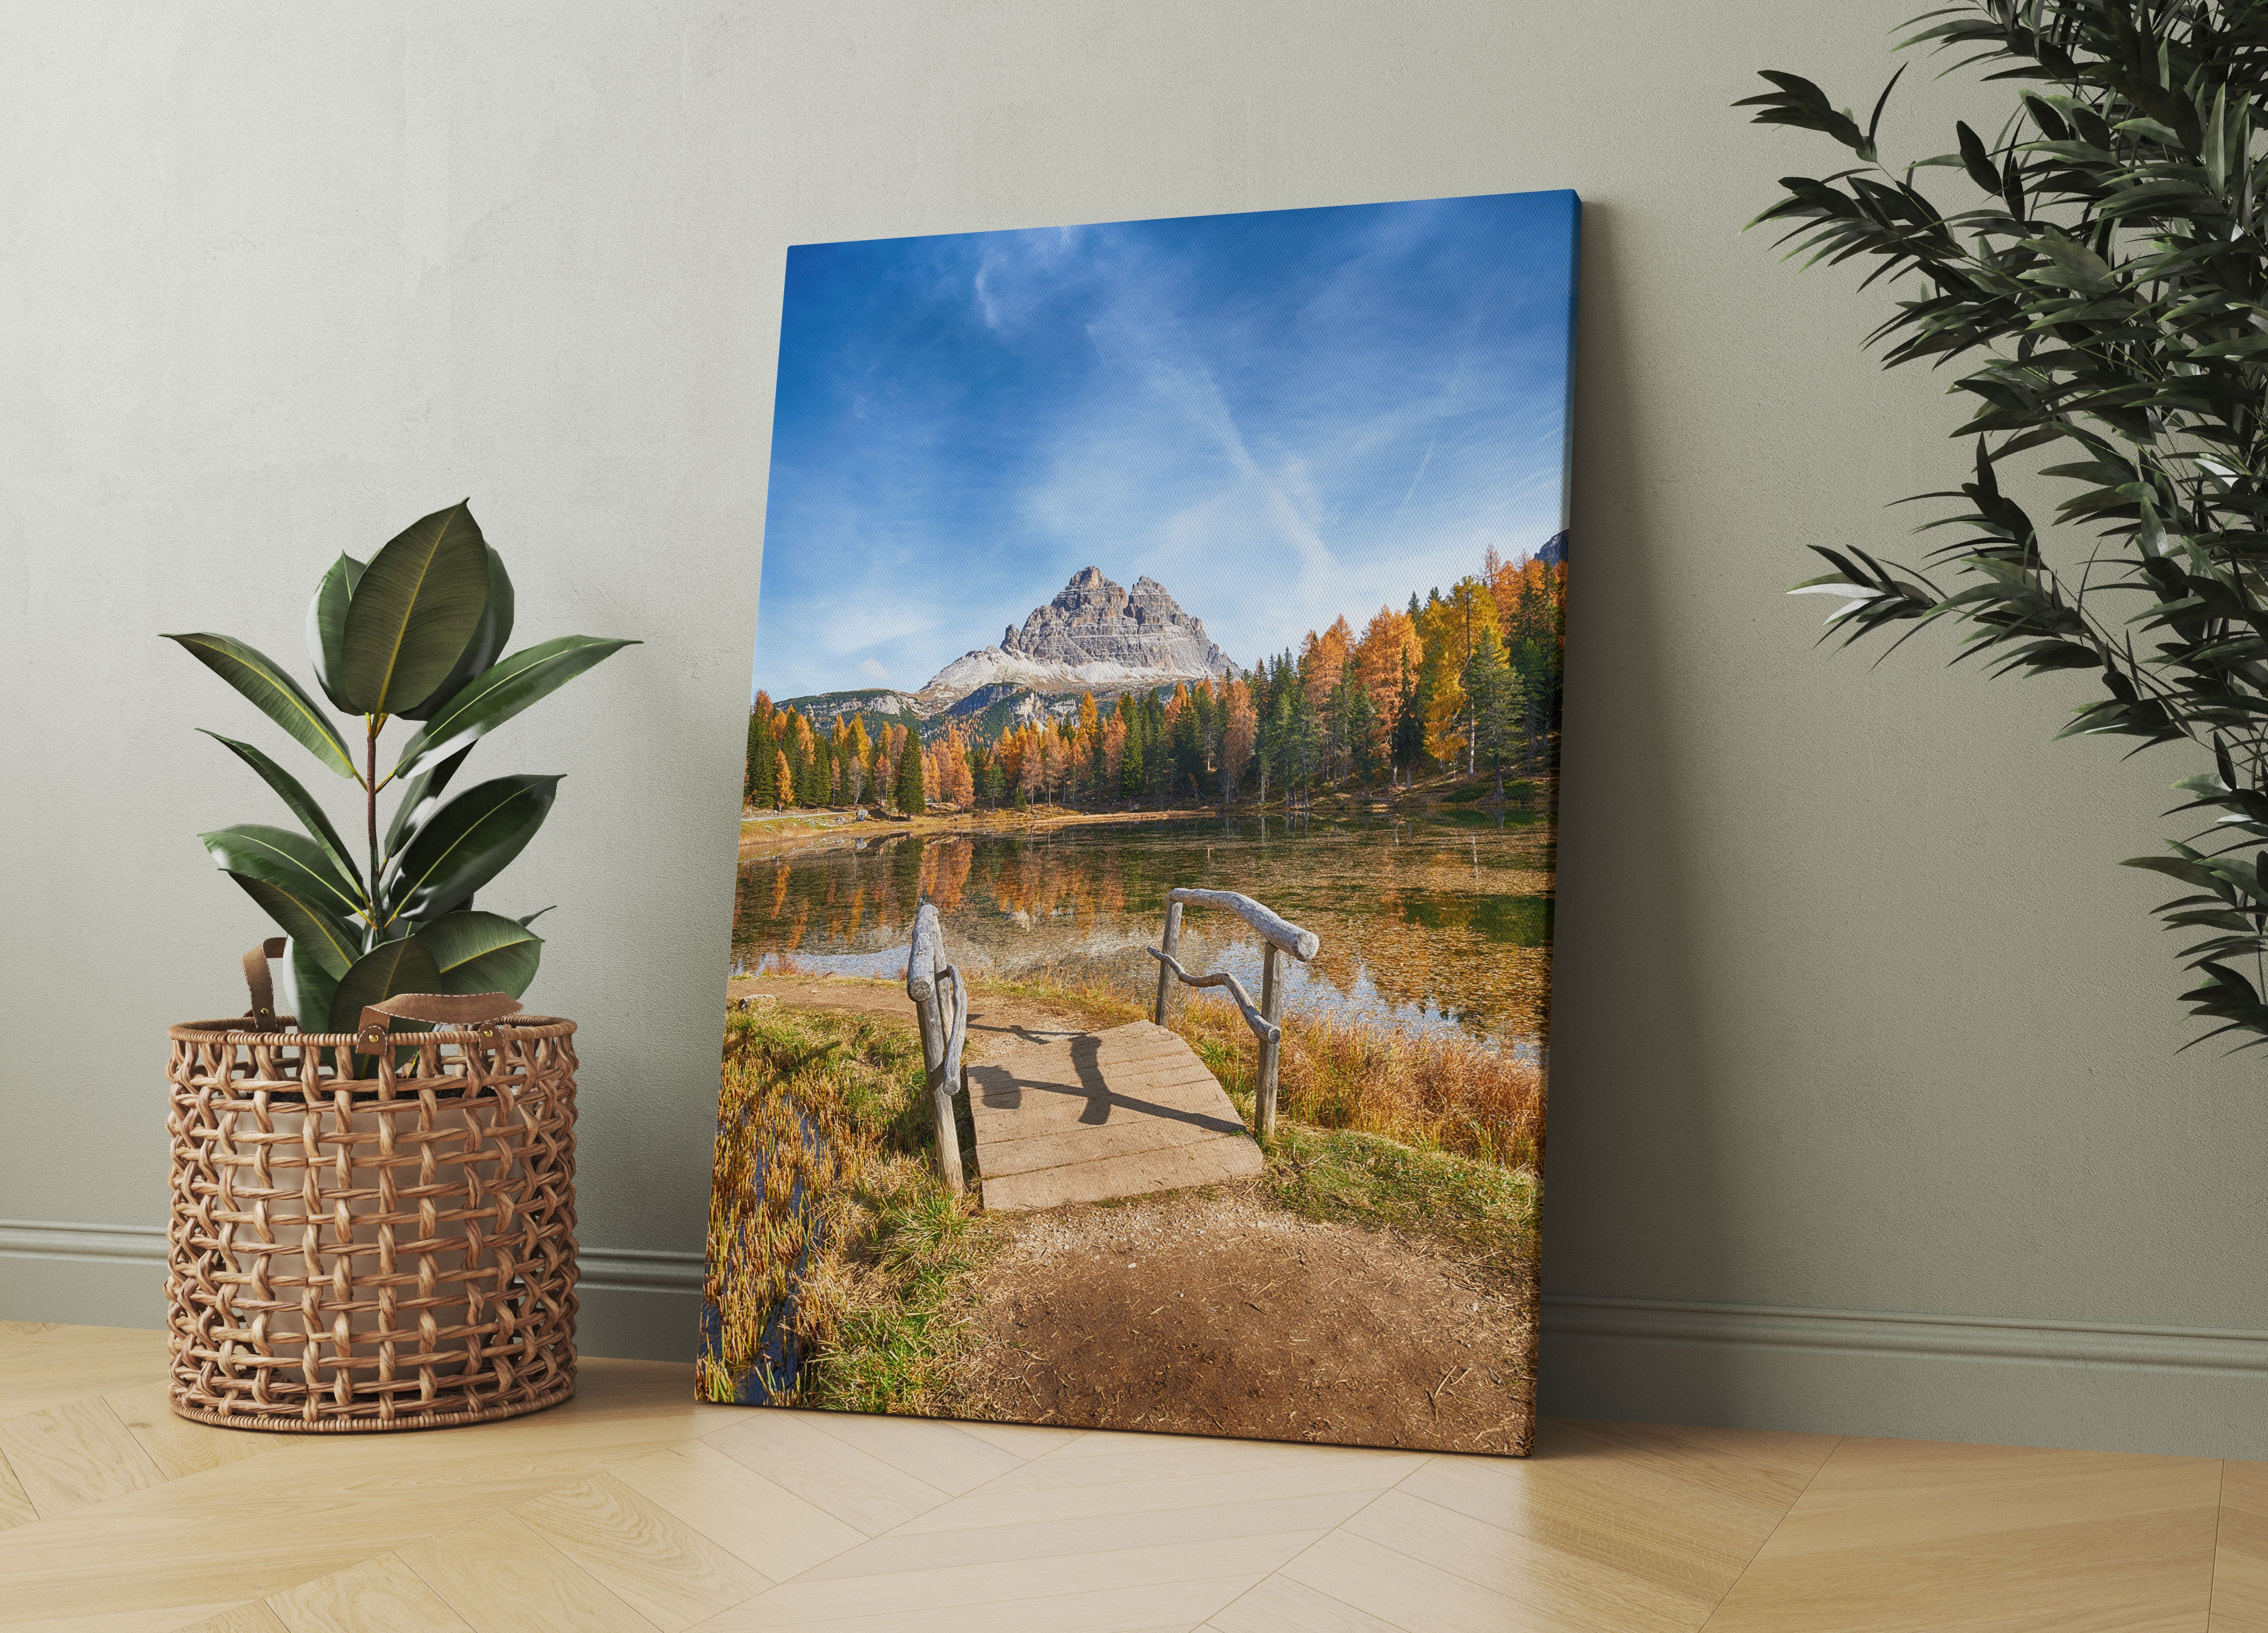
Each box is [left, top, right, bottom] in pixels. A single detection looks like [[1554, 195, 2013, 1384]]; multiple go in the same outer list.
[[164, 948, 579, 1432]]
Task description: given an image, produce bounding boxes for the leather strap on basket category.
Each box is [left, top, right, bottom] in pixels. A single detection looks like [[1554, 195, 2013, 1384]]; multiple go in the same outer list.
[[241, 938, 287, 1031], [353, 991, 524, 1053]]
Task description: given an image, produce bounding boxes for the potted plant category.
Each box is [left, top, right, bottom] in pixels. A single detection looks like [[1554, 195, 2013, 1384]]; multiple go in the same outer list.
[[160, 501, 636, 1433], [167, 502, 635, 1031], [1743, 5, 2268, 1048]]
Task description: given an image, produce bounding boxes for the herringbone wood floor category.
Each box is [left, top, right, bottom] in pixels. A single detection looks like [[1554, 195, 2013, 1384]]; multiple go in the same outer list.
[[0, 1321, 2259, 1631]]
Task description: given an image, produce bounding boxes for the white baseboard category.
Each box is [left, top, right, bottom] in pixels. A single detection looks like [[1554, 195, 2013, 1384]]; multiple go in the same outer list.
[[10, 1220, 2266, 1454]]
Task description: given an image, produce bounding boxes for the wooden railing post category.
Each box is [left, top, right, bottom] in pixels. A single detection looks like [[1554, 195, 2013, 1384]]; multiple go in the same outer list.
[[1145, 887, 1313, 1145], [906, 903, 966, 1195], [924, 978, 966, 1195], [1256, 942, 1283, 1140], [1152, 899, 1183, 1026]]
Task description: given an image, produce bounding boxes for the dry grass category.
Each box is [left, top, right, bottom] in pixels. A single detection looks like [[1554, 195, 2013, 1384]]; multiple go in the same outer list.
[[702, 1006, 982, 1407], [993, 971, 1543, 1171]]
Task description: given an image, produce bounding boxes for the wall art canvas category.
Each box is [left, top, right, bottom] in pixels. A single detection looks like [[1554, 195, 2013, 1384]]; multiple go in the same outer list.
[[706, 189, 1575, 1457]]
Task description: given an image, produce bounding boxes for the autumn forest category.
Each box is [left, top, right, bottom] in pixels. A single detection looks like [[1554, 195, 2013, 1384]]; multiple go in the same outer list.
[[743, 544, 1565, 814]]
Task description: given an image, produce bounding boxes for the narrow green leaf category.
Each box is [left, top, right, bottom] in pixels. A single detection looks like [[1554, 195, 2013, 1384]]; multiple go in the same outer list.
[[305, 553, 366, 712], [200, 731, 362, 891], [411, 909, 543, 998], [391, 636, 640, 779], [202, 824, 369, 924], [337, 501, 492, 715], [383, 775, 560, 923], [397, 545, 516, 722], [163, 633, 358, 780]]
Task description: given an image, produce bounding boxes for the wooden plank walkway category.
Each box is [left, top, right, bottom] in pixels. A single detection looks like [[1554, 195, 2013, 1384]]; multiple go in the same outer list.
[[967, 1019, 1264, 1212]]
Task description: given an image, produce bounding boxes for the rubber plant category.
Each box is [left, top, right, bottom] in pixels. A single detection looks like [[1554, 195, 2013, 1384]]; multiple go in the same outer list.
[[1743, 2, 2268, 1050], [166, 502, 636, 1035]]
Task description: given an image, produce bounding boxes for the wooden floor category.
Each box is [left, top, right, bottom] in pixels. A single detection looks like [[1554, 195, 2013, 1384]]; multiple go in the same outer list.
[[968, 1019, 1266, 1212], [1, 1322, 2261, 1631]]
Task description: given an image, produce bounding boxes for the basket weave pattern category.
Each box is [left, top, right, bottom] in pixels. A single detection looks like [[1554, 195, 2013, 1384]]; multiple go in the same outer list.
[[164, 1017, 579, 1432]]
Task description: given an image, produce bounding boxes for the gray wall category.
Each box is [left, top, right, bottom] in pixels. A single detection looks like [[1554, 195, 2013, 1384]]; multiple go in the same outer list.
[[7, 2, 2262, 1456]]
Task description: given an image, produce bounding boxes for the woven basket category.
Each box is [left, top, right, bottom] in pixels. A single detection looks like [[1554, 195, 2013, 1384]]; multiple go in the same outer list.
[[164, 946, 579, 1432]]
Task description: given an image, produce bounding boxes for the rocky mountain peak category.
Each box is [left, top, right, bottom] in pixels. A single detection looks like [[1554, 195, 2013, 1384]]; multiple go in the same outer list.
[[918, 568, 1238, 708]]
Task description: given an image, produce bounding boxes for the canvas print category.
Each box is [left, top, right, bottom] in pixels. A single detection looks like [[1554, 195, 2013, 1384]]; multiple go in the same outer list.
[[705, 190, 1574, 1457]]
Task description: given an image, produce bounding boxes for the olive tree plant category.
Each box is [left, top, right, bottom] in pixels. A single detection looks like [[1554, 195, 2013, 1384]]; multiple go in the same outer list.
[[166, 502, 636, 1031], [1744, 1, 2268, 1048]]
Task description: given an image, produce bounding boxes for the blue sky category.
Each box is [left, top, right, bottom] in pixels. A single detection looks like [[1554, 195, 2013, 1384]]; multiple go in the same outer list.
[[753, 190, 1577, 700]]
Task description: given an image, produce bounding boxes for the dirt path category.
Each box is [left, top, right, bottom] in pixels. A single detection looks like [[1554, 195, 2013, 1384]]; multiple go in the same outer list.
[[946, 1184, 1531, 1456]]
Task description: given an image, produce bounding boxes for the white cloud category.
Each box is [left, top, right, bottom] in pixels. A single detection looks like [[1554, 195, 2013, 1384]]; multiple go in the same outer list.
[[858, 658, 891, 683]]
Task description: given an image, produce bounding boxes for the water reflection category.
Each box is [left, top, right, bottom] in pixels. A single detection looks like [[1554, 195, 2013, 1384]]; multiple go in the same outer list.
[[731, 812, 1555, 1047]]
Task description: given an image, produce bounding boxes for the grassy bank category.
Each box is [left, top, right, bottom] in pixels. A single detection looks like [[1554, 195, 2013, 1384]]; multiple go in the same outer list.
[[701, 1005, 993, 1409]]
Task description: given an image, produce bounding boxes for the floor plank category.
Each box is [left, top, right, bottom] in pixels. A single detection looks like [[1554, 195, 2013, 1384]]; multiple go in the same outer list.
[[178, 1607, 289, 1633], [514, 1473, 772, 1632], [802, 1410, 1027, 1496], [0, 1328, 174, 1420], [0, 1399, 165, 1518], [268, 1555, 473, 1633], [2214, 1458, 2268, 1631], [1205, 1574, 1407, 1633], [708, 1527, 1308, 1630], [810, 1488, 1377, 1585], [101, 1387, 274, 1482], [704, 1408, 953, 1534], [610, 1440, 866, 1582], [0, 1360, 704, 1627], [397, 1510, 651, 1632], [1706, 1436, 2222, 1632], [0, 1446, 36, 1532]]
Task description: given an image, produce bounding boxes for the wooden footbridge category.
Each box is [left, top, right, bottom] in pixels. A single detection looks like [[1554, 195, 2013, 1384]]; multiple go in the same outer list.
[[903, 890, 1318, 1212]]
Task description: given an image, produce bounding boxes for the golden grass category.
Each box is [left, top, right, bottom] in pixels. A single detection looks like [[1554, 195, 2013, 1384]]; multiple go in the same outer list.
[[995, 971, 1543, 1171], [702, 1006, 978, 1406]]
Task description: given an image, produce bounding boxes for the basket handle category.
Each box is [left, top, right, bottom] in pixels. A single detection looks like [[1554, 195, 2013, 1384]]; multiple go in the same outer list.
[[353, 991, 524, 1052], [241, 938, 287, 1031]]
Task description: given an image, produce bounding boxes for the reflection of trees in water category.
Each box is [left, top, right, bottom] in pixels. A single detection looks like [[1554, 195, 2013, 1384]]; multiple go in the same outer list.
[[734, 819, 1556, 1043]]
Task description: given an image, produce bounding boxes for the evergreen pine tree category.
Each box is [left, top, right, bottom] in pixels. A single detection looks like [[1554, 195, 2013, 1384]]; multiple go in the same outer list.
[[895, 731, 927, 815]]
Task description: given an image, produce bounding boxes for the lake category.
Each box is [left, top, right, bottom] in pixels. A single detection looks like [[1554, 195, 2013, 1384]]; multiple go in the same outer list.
[[731, 808, 1555, 1049]]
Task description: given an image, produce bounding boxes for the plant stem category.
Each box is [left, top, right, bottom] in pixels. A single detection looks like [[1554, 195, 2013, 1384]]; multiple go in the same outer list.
[[366, 719, 380, 916]]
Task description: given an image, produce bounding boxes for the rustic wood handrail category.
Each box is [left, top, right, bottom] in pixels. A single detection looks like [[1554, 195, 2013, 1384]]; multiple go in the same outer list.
[[1163, 887, 1319, 961], [904, 901, 968, 1193], [1149, 889, 1317, 1139]]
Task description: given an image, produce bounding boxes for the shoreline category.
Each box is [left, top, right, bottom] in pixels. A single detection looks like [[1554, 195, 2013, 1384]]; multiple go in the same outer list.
[[737, 775, 1556, 857]]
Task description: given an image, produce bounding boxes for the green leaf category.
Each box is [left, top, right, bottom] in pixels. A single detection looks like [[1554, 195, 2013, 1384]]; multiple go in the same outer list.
[[222, 875, 360, 980], [163, 633, 358, 780], [384, 744, 472, 861], [397, 545, 516, 722], [411, 910, 543, 998], [305, 553, 366, 712], [202, 824, 369, 926], [336, 501, 492, 716], [200, 731, 362, 891], [383, 775, 560, 923], [325, 937, 443, 1033], [391, 636, 640, 779], [283, 944, 340, 1031]]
